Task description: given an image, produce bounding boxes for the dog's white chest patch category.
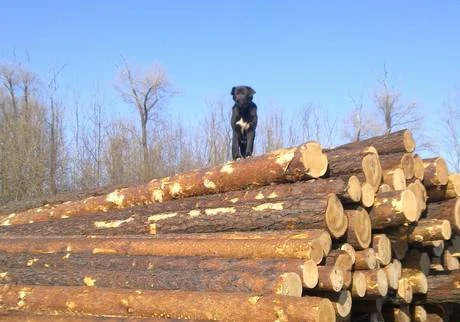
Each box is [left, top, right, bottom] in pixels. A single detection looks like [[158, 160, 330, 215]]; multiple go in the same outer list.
[[236, 118, 250, 134]]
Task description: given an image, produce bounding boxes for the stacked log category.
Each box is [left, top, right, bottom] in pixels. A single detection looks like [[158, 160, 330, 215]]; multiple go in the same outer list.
[[0, 129, 459, 321]]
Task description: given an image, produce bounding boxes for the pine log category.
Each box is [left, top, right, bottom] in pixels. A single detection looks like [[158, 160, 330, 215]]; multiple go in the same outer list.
[[392, 259, 402, 280], [379, 153, 415, 180], [422, 157, 449, 189], [372, 234, 392, 266], [0, 177, 360, 228], [382, 305, 411, 322], [383, 168, 407, 191], [316, 266, 344, 292], [389, 234, 409, 260], [0, 194, 348, 239], [424, 198, 460, 234], [0, 236, 324, 263], [378, 183, 393, 193], [0, 313, 182, 322], [326, 146, 382, 192], [397, 277, 414, 304], [343, 208, 371, 249], [354, 248, 377, 270], [0, 267, 303, 297], [427, 173, 460, 202], [0, 142, 329, 226], [402, 250, 430, 276], [410, 305, 427, 322], [442, 248, 460, 270], [305, 290, 352, 318], [408, 219, 452, 243], [351, 271, 367, 297], [338, 243, 356, 264], [0, 253, 319, 289], [0, 284, 337, 322], [401, 269, 428, 294], [383, 262, 399, 290], [415, 271, 460, 304], [333, 129, 415, 155], [369, 190, 419, 229], [407, 179, 427, 213], [413, 154, 425, 180], [361, 182, 376, 207], [419, 240, 444, 257], [325, 250, 353, 288], [358, 269, 388, 297]]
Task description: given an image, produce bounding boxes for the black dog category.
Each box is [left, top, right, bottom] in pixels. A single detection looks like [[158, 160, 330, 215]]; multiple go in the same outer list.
[[230, 86, 257, 160]]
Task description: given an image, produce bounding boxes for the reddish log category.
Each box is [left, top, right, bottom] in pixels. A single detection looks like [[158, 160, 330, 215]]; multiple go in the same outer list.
[[416, 271, 460, 304], [382, 168, 407, 191], [427, 173, 460, 202], [424, 198, 460, 234], [422, 157, 448, 189], [379, 153, 415, 180], [343, 208, 371, 249], [369, 190, 419, 229]]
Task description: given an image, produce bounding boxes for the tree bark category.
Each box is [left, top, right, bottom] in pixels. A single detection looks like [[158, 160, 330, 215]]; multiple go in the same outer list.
[[334, 129, 415, 155], [401, 268, 428, 294], [379, 153, 414, 180], [0, 284, 337, 322], [424, 198, 460, 234], [0, 142, 329, 225], [315, 265, 344, 292], [357, 269, 388, 297], [426, 173, 460, 202], [407, 219, 452, 243], [369, 190, 419, 229], [415, 271, 460, 304], [0, 236, 324, 262], [342, 208, 371, 249], [0, 312, 180, 322], [354, 248, 377, 270], [0, 194, 347, 239], [422, 157, 448, 189], [372, 234, 392, 266], [0, 267, 303, 297]]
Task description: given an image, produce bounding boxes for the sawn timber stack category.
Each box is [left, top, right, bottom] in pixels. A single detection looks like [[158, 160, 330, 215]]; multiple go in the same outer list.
[[0, 129, 459, 322]]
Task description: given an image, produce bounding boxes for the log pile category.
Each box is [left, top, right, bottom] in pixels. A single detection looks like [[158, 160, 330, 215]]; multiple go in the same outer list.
[[0, 129, 459, 321]]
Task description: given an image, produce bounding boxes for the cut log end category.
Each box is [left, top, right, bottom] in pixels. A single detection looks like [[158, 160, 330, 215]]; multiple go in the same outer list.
[[407, 180, 427, 213], [340, 243, 356, 264], [330, 267, 344, 292], [318, 231, 332, 256], [302, 260, 319, 288], [455, 198, 460, 232], [336, 290, 352, 317], [301, 142, 329, 178], [276, 272, 303, 297], [361, 182, 375, 207], [401, 189, 419, 222], [355, 248, 377, 270], [403, 129, 416, 152], [376, 269, 389, 296], [347, 175, 362, 202], [378, 183, 393, 194], [351, 271, 367, 297], [397, 278, 414, 303], [318, 298, 337, 322], [325, 194, 347, 239], [401, 153, 415, 179], [435, 158, 449, 185], [362, 152, 382, 192], [412, 305, 427, 322], [413, 155, 425, 180], [383, 168, 406, 191], [373, 234, 392, 266], [352, 208, 372, 249], [401, 269, 428, 294]]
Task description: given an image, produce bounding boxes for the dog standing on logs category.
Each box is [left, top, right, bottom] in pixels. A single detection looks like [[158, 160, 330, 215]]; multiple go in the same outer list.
[[231, 86, 257, 160]]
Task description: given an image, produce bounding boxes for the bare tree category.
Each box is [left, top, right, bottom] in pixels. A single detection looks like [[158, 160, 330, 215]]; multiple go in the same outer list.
[[343, 95, 384, 142], [443, 93, 460, 172], [374, 66, 420, 134], [258, 107, 284, 154], [115, 59, 175, 179]]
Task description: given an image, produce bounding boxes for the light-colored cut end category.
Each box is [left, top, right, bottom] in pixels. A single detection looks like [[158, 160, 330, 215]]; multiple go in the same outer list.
[[373, 234, 392, 266], [362, 248, 377, 270], [317, 298, 337, 322], [413, 305, 427, 322], [319, 231, 332, 256], [383, 262, 399, 290], [441, 220, 452, 240], [397, 278, 414, 303], [361, 182, 375, 207], [302, 259, 319, 288], [330, 267, 344, 292], [277, 272, 303, 297], [450, 173, 460, 196], [407, 179, 427, 213], [336, 290, 352, 317], [378, 183, 393, 194], [351, 271, 367, 297], [401, 189, 419, 222], [454, 198, 460, 233], [302, 142, 329, 178], [401, 153, 415, 179], [362, 152, 382, 192], [353, 208, 372, 249], [376, 269, 389, 296], [413, 154, 425, 180], [435, 158, 449, 185], [347, 175, 362, 202], [325, 194, 347, 239], [403, 129, 416, 152], [393, 168, 407, 190], [340, 243, 356, 264], [310, 239, 325, 264]]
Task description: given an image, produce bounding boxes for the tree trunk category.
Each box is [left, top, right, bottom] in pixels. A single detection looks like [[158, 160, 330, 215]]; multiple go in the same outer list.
[[0, 236, 325, 262], [401, 268, 428, 294], [0, 194, 347, 239], [407, 219, 452, 243], [0, 267, 303, 297], [372, 234, 392, 266], [0, 141, 328, 225], [424, 198, 460, 234], [342, 208, 371, 249], [379, 153, 414, 179], [357, 269, 388, 297], [0, 284, 337, 322], [422, 157, 448, 189], [315, 265, 344, 292], [369, 190, 419, 229], [415, 271, 460, 303], [407, 179, 427, 213], [426, 173, 460, 202], [0, 312, 174, 322], [354, 248, 377, 270], [334, 129, 415, 155]]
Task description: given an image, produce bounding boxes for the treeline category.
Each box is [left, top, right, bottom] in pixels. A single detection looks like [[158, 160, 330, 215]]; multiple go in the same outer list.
[[0, 60, 458, 204]]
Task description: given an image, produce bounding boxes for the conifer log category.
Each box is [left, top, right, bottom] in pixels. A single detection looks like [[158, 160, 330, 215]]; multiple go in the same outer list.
[[306, 290, 352, 318], [0, 284, 337, 322], [396, 277, 414, 304], [325, 250, 353, 288], [0, 253, 319, 289], [372, 234, 392, 266], [427, 173, 460, 202], [382, 305, 411, 322], [326, 146, 382, 192], [410, 305, 427, 322], [424, 198, 460, 234], [413, 154, 425, 180], [378, 183, 393, 193], [407, 219, 452, 243], [422, 157, 449, 189], [361, 182, 376, 207], [354, 248, 377, 270], [407, 179, 427, 213], [351, 271, 367, 298], [333, 129, 415, 155], [401, 269, 428, 294], [382, 168, 407, 191], [402, 250, 430, 276], [343, 208, 371, 249], [416, 271, 460, 304], [316, 266, 344, 292], [383, 262, 399, 290], [369, 190, 419, 229], [0, 313, 175, 322], [0, 236, 324, 263], [379, 153, 415, 180], [0, 267, 303, 297], [442, 248, 460, 270], [358, 269, 388, 297], [0, 194, 348, 239], [0, 142, 329, 226]]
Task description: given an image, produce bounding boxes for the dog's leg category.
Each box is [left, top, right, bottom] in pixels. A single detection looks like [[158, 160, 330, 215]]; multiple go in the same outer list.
[[245, 130, 255, 157], [232, 131, 242, 160]]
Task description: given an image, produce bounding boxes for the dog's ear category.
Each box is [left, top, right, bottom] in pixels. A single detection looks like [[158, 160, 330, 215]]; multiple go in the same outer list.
[[230, 86, 236, 97], [246, 86, 256, 97]]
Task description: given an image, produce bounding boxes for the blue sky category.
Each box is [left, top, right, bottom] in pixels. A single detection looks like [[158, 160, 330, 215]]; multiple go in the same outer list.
[[1, 1, 459, 142]]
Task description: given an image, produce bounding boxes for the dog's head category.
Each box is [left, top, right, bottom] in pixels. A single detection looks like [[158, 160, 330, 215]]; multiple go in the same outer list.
[[231, 86, 256, 107]]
